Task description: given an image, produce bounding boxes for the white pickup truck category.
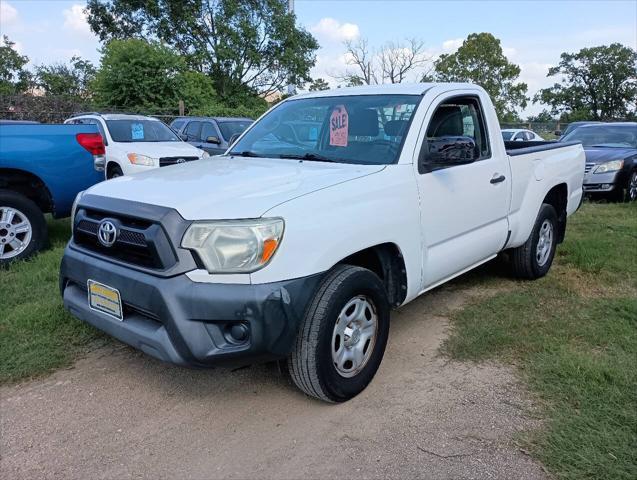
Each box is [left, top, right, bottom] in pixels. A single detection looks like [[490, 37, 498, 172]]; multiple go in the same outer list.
[[60, 83, 585, 402]]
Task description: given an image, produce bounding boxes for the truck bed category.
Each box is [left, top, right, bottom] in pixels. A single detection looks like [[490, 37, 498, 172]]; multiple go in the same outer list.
[[505, 140, 581, 156]]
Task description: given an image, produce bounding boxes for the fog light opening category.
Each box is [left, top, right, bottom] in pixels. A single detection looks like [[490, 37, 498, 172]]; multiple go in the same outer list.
[[226, 322, 250, 344]]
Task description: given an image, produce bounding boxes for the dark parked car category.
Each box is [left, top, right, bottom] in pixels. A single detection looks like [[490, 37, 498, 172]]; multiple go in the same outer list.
[[556, 121, 601, 138], [561, 122, 637, 202], [170, 117, 253, 155]]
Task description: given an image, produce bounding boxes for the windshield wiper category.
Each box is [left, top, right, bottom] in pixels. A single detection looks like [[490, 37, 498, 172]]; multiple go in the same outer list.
[[590, 144, 629, 148], [278, 152, 338, 163], [230, 150, 261, 157]]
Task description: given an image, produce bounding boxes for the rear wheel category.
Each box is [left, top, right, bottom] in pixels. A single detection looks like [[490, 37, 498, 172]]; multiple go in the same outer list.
[[288, 265, 390, 402], [0, 189, 47, 266], [510, 203, 558, 279]]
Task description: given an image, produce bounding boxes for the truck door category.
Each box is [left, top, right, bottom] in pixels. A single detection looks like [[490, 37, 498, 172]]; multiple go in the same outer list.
[[416, 93, 510, 288]]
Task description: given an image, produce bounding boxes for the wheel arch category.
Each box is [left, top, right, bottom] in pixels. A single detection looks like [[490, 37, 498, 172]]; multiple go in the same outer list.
[[542, 183, 568, 243], [336, 242, 408, 308], [106, 161, 122, 178], [0, 168, 53, 214]]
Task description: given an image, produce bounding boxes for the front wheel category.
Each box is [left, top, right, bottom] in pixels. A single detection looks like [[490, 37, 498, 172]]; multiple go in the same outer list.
[[107, 164, 124, 179], [288, 265, 390, 402], [0, 189, 47, 266], [624, 170, 637, 202], [510, 203, 558, 279]]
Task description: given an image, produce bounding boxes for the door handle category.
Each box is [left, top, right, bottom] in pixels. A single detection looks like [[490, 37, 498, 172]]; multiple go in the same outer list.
[[490, 174, 506, 184]]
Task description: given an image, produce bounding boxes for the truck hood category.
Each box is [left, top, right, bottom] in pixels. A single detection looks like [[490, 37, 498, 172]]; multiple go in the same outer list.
[[86, 156, 385, 219], [584, 146, 637, 165]]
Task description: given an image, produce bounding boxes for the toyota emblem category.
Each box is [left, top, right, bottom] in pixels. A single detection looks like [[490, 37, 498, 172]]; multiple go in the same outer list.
[[176, 158, 186, 164], [97, 220, 118, 247]]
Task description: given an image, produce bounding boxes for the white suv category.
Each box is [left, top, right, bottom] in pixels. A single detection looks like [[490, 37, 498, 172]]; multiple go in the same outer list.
[[65, 113, 208, 179]]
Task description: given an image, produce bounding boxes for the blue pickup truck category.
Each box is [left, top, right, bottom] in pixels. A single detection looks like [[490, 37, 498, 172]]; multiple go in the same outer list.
[[0, 122, 106, 265]]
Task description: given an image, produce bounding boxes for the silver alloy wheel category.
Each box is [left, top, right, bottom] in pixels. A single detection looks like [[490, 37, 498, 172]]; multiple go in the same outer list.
[[0, 206, 33, 260], [536, 219, 553, 267], [331, 295, 378, 378], [629, 172, 637, 201]]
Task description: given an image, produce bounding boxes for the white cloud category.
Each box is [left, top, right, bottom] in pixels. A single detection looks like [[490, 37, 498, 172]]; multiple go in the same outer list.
[[63, 4, 93, 37], [1, 1, 19, 27], [502, 46, 517, 58], [441, 38, 463, 52], [310, 17, 360, 44]]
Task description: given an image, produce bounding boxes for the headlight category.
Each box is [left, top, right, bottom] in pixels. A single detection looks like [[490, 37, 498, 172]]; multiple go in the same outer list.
[[200, 150, 210, 158], [593, 160, 624, 174], [70, 191, 85, 231], [182, 218, 284, 273], [127, 153, 155, 166]]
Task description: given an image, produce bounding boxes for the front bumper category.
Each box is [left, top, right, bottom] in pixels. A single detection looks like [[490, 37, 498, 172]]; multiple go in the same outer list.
[[583, 170, 619, 193], [60, 245, 323, 367]]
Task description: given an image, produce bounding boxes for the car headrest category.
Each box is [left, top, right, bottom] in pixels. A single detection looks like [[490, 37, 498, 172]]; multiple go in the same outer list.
[[349, 109, 379, 136], [428, 105, 464, 137], [384, 120, 409, 137]]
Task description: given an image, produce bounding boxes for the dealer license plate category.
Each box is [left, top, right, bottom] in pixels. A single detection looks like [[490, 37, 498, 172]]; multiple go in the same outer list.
[[87, 280, 123, 321]]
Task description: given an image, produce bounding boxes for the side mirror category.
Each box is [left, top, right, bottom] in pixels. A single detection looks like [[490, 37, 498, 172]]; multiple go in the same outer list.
[[206, 135, 221, 145], [515, 137, 524, 142], [179, 133, 188, 141], [228, 133, 241, 146], [420, 136, 477, 172], [554, 130, 562, 137]]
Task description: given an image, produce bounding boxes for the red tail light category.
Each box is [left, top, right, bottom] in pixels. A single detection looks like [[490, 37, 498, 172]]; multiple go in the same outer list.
[[76, 133, 105, 155]]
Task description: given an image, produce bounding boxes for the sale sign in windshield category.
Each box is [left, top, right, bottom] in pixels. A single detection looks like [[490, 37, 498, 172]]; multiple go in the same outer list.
[[330, 105, 348, 147]]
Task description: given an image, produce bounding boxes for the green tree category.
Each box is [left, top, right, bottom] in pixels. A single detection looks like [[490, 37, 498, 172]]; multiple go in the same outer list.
[[535, 43, 637, 120], [0, 36, 32, 95], [85, 0, 319, 103], [179, 71, 219, 112], [308, 78, 330, 91], [433, 33, 528, 119], [35, 56, 96, 98], [93, 39, 186, 112]]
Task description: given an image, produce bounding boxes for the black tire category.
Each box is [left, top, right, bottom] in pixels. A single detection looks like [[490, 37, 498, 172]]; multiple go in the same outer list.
[[288, 265, 390, 402], [0, 189, 48, 266], [623, 170, 637, 203], [510, 203, 558, 280], [107, 164, 123, 179]]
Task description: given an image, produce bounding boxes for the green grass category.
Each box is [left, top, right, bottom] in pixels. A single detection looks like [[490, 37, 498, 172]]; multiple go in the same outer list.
[[444, 202, 637, 480], [0, 217, 104, 384]]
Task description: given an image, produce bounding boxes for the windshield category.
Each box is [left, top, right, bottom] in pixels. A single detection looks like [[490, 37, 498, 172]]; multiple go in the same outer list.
[[106, 119, 181, 143], [501, 131, 514, 141], [562, 125, 637, 148], [229, 94, 422, 165], [218, 120, 253, 141]]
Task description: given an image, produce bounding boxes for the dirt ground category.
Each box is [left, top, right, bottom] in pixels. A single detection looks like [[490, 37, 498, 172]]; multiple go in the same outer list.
[[1, 281, 548, 480]]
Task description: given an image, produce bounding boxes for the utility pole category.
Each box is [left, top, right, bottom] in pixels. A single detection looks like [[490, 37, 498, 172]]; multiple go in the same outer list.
[[286, 0, 296, 96]]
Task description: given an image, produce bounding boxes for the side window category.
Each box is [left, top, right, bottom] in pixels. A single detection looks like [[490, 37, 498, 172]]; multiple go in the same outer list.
[[184, 121, 202, 141], [171, 119, 186, 132], [200, 122, 217, 142], [423, 95, 490, 167], [526, 131, 534, 141]]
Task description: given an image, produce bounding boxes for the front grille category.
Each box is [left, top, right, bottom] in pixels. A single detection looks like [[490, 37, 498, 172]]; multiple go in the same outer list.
[[585, 163, 594, 174], [159, 156, 199, 167], [74, 209, 171, 269]]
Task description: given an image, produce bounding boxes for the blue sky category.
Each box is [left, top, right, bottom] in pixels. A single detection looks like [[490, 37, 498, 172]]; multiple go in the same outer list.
[[1, 0, 636, 115]]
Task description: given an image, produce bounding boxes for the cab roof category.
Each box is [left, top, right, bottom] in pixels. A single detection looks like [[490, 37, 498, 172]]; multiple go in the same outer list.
[[293, 82, 482, 99]]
